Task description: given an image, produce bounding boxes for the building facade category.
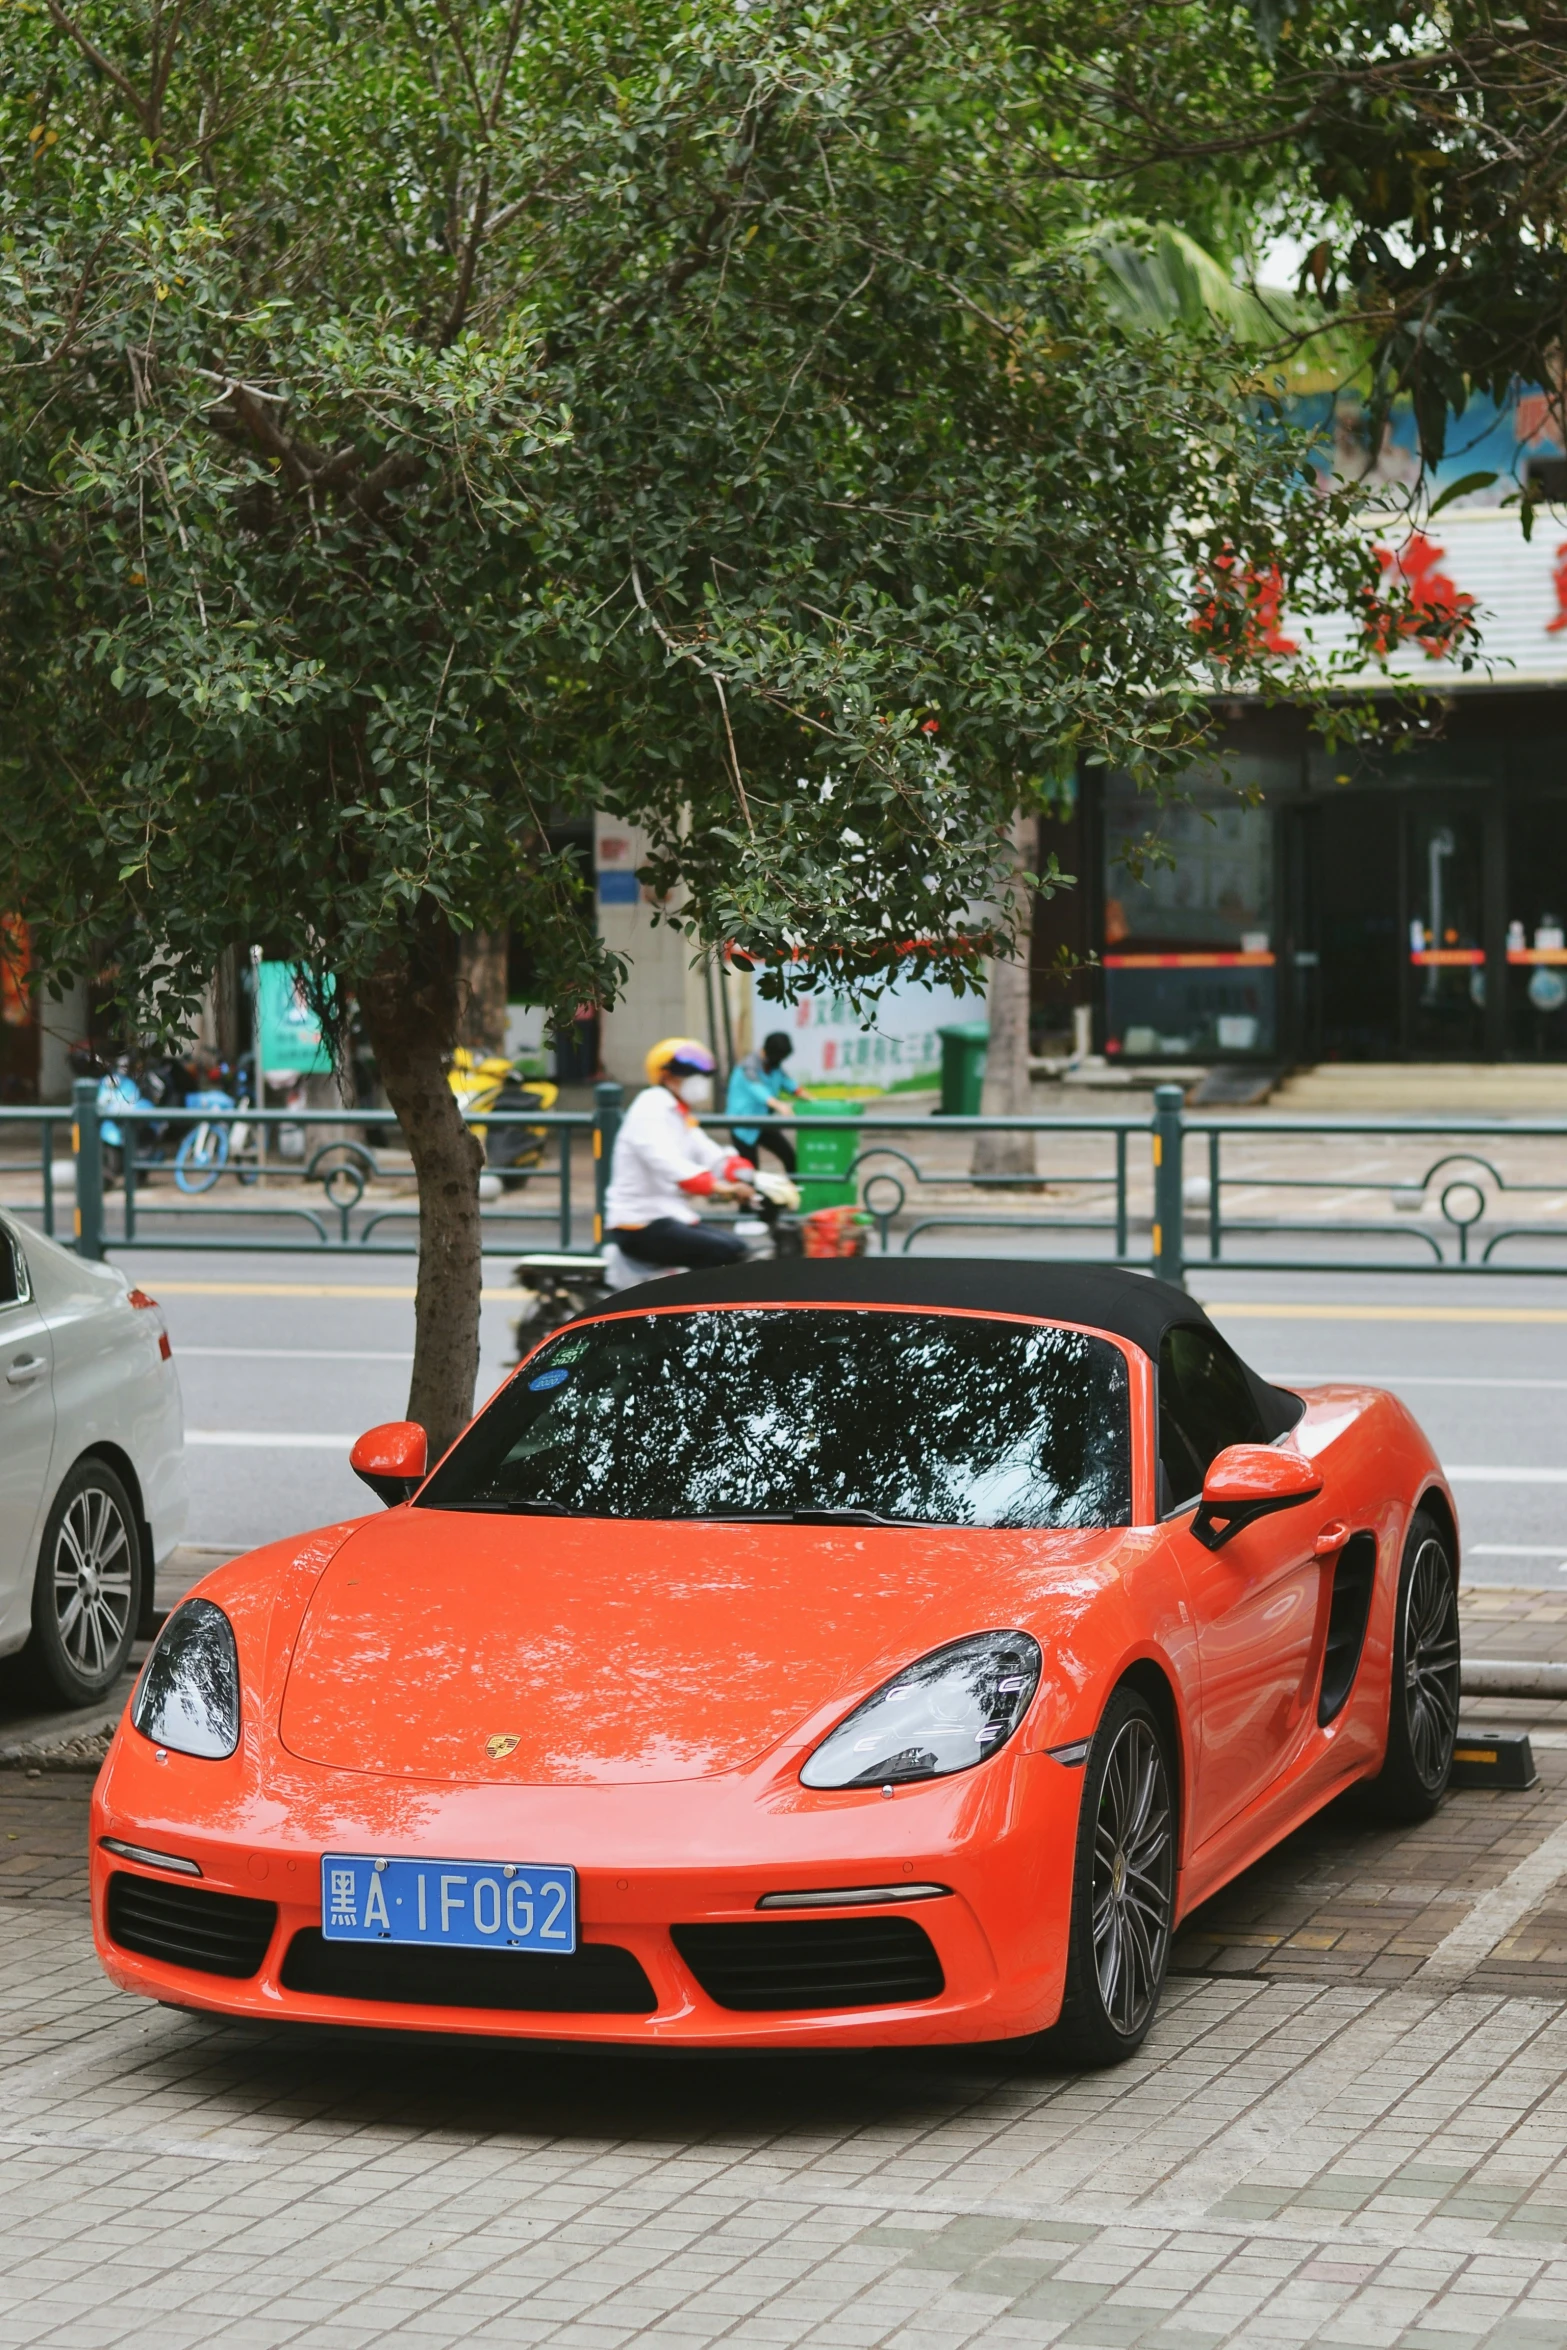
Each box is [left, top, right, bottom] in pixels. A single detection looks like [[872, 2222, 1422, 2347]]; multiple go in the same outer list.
[[1038, 505, 1567, 1066]]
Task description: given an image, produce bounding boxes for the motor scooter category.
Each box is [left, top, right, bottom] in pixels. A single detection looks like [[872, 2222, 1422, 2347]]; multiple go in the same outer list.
[[509, 1177, 803, 1354], [95, 1066, 171, 1183], [447, 1048, 558, 1187]]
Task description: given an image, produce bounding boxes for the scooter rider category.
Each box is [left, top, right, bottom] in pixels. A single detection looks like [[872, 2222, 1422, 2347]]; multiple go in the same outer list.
[[603, 1038, 758, 1272]]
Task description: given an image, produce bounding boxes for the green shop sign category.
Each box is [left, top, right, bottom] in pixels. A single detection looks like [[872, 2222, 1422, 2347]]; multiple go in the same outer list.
[[255, 961, 336, 1077]]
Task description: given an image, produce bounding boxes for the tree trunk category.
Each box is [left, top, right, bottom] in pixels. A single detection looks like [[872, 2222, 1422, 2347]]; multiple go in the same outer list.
[[358, 926, 483, 1459], [457, 928, 509, 1056], [972, 811, 1037, 1178]]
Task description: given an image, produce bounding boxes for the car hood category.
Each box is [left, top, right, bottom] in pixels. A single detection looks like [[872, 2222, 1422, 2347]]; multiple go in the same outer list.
[[277, 1507, 1119, 1785]]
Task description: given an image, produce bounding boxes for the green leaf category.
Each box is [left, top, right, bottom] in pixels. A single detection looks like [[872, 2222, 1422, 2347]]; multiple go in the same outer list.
[[1427, 471, 1498, 519]]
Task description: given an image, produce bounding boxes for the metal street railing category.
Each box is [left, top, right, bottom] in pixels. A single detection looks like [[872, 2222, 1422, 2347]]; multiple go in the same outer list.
[[0, 1081, 604, 1258], [2, 1077, 1566, 1284]]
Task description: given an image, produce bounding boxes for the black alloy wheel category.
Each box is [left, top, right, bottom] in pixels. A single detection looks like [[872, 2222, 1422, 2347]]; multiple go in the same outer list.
[[29, 1458, 144, 1707], [1362, 1506, 1460, 1822], [1043, 1685, 1176, 2068]]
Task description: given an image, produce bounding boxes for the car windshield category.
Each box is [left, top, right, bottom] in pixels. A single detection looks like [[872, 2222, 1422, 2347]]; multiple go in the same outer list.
[[419, 1306, 1131, 1528]]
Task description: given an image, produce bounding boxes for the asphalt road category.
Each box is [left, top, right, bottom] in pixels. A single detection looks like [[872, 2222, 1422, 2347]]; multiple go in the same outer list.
[[1192, 1268, 1567, 1586], [106, 1246, 1567, 1583]]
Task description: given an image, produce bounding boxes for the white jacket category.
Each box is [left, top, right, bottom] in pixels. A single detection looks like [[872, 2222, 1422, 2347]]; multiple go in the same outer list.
[[604, 1084, 746, 1228]]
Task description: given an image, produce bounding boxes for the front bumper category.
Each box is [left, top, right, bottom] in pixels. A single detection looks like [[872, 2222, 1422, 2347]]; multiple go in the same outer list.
[[92, 1724, 1083, 2047]]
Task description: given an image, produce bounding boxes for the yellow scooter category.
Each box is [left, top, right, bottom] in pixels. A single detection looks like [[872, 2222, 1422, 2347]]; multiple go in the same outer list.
[[447, 1049, 558, 1185]]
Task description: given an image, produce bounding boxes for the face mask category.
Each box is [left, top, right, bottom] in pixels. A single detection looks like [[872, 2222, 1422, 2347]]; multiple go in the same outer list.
[[676, 1074, 713, 1109]]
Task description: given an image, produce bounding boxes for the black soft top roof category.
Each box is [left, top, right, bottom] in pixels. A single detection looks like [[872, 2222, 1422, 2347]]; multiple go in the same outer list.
[[608, 1258, 1300, 1437]]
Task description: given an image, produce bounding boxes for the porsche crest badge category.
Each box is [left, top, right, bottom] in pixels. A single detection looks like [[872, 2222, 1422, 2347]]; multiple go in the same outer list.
[[485, 1733, 521, 1760]]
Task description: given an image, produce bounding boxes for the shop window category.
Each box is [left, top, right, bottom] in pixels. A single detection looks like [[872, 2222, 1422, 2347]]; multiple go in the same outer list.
[[1102, 776, 1276, 1059]]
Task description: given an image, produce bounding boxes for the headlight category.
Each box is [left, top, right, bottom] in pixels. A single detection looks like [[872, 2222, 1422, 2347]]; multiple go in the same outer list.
[[131, 1599, 241, 1759], [800, 1630, 1042, 1789]]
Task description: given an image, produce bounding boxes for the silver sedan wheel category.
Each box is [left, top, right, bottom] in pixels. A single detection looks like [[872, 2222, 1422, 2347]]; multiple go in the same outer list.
[[1403, 1535, 1460, 1789], [1092, 1716, 1174, 2038], [52, 1484, 135, 1680]]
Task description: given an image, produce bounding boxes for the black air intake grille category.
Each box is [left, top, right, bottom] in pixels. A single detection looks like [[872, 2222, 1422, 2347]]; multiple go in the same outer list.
[[672, 1917, 944, 2011], [281, 1932, 657, 2014], [106, 1871, 277, 1979]]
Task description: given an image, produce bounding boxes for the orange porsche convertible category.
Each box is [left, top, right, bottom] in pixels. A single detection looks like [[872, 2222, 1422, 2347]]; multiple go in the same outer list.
[[92, 1262, 1459, 2065]]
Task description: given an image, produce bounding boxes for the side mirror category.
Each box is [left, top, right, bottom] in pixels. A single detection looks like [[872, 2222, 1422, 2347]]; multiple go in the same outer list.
[[1191, 1443, 1322, 1553], [350, 1421, 428, 1508]]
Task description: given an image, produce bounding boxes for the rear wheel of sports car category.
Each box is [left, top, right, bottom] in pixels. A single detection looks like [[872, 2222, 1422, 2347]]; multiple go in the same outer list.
[[29, 1459, 144, 1708], [1045, 1686, 1176, 2068], [1363, 1507, 1459, 1823]]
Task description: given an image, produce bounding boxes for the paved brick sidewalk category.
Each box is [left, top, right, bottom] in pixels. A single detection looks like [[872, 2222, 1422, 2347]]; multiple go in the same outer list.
[[8, 1585, 1567, 2346], [8, 1871, 1567, 2348], [13, 1697, 1567, 2350]]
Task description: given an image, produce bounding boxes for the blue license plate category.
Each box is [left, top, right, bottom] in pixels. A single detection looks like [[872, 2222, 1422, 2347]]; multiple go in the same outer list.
[[320, 1855, 577, 1953]]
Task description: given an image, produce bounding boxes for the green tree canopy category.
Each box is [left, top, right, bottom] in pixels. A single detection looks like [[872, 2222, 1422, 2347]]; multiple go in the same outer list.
[[1040, 0, 1567, 475], [3, 0, 1374, 1442]]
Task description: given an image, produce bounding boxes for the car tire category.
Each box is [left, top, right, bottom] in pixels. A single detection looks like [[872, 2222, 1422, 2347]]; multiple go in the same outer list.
[[1040, 1685, 1177, 2069], [29, 1458, 145, 1708], [1361, 1506, 1460, 1823]]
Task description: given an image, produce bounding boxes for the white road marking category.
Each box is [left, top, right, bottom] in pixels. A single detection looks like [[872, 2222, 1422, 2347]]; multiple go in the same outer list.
[[178, 1347, 415, 1361], [1470, 1542, 1567, 1556], [1210, 1302, 1567, 1323], [1444, 1466, 1567, 1483], [1412, 1816, 1567, 1985], [185, 1430, 355, 1449]]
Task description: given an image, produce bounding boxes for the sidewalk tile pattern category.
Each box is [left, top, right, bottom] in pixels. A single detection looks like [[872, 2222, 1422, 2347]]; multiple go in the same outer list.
[[9, 1771, 1567, 2346]]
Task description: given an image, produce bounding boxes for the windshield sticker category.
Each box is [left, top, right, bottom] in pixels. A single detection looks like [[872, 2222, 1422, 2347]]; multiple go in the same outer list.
[[552, 1340, 590, 1363], [528, 1367, 570, 1391]]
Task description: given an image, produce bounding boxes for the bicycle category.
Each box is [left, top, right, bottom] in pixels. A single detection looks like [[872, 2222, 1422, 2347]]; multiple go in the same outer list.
[[173, 1084, 259, 1193]]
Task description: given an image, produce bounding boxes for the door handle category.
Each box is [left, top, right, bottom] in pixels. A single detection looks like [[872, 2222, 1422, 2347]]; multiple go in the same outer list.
[[1313, 1519, 1348, 1556], [5, 1355, 47, 1386]]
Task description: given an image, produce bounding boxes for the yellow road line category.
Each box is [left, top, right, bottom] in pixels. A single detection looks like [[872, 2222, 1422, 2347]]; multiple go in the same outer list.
[[1206, 1301, 1567, 1325], [131, 1282, 1567, 1325], [145, 1280, 516, 1301]]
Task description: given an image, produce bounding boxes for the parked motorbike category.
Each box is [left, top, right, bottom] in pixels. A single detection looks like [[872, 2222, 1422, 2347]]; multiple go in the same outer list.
[[95, 1066, 170, 1182], [448, 1049, 558, 1188]]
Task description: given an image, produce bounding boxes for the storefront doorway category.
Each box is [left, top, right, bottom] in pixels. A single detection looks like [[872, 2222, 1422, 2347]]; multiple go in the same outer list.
[[1094, 704, 1567, 1067], [1296, 794, 1503, 1062], [1292, 790, 1530, 1061]]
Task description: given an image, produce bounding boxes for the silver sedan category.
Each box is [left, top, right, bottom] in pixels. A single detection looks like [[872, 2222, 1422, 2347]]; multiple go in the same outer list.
[[0, 1214, 186, 1708]]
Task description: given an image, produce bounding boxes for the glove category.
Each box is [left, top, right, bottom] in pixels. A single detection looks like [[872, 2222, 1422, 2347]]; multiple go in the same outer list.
[[751, 1170, 802, 1211]]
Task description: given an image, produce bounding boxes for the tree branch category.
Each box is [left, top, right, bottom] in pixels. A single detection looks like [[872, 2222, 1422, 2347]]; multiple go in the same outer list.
[[223, 384, 313, 489], [630, 563, 755, 837], [486, 0, 531, 130], [46, 227, 116, 365], [438, 169, 490, 348], [43, 1, 154, 134], [146, 0, 193, 140]]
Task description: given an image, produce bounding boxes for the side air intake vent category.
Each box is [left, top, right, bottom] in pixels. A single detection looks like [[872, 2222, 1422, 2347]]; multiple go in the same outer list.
[[107, 1872, 277, 1979], [672, 1917, 944, 2010], [281, 1933, 657, 2014], [1319, 1532, 1378, 1725]]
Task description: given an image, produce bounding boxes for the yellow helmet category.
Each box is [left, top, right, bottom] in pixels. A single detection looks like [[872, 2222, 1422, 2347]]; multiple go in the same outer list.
[[645, 1036, 717, 1085]]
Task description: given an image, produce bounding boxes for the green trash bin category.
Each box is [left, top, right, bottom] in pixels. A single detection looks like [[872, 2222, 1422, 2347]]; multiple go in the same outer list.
[[793, 1099, 864, 1210], [937, 1022, 989, 1116]]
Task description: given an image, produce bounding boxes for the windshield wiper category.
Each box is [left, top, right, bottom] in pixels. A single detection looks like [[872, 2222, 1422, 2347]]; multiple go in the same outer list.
[[432, 1500, 932, 1526], [697, 1507, 931, 1528], [436, 1498, 586, 1515]]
